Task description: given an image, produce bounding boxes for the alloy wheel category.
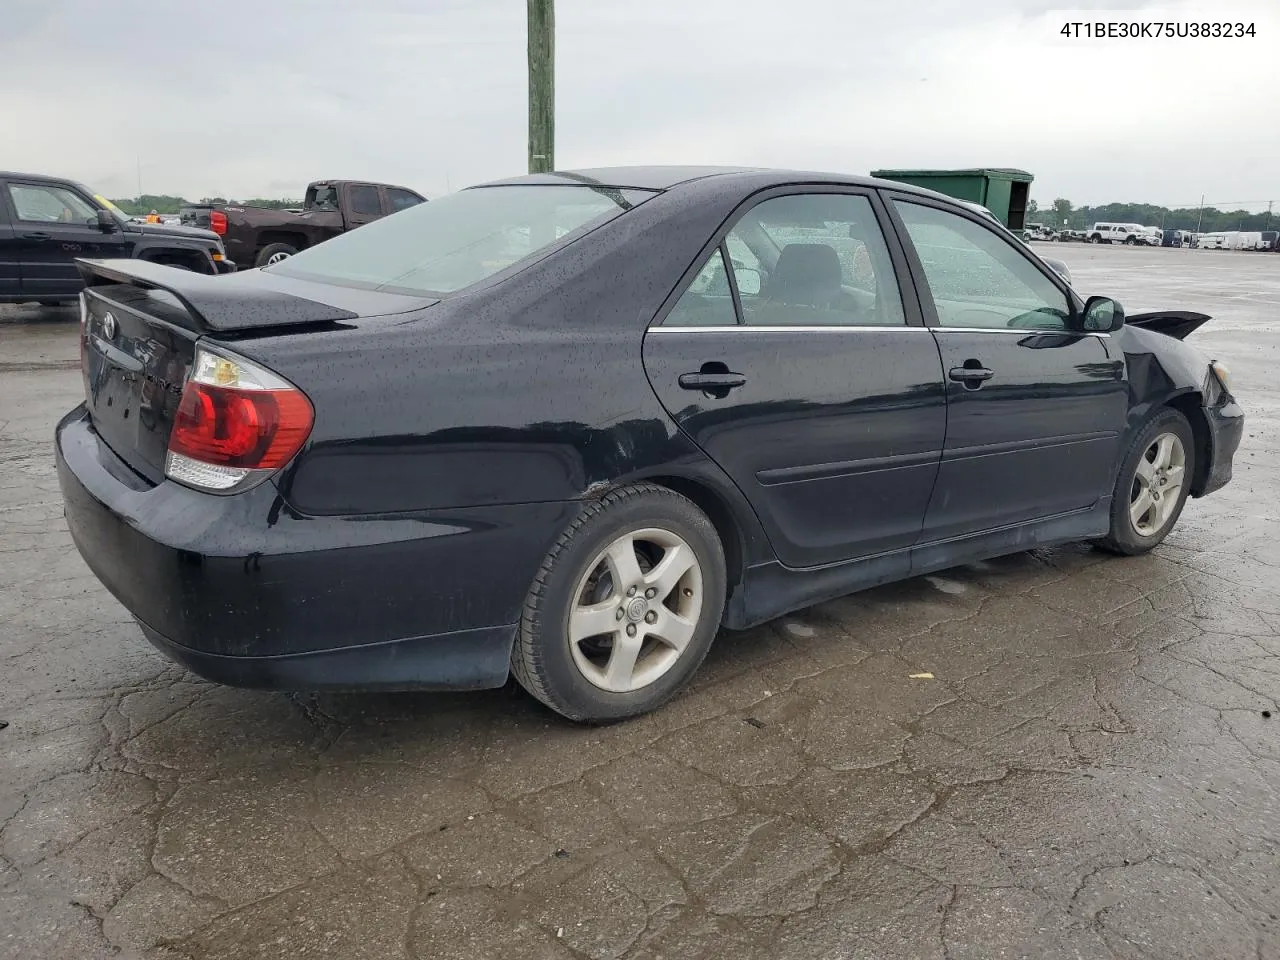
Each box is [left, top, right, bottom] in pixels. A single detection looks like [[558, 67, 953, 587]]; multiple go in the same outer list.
[[1129, 432, 1187, 537], [567, 528, 703, 693], [266, 251, 292, 265]]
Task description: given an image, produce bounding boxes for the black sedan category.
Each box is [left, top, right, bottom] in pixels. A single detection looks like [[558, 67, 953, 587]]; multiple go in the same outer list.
[[55, 167, 1243, 722]]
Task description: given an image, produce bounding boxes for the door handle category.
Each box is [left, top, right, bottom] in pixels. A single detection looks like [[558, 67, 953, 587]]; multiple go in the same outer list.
[[679, 372, 747, 391], [23, 232, 51, 241], [949, 365, 994, 384]]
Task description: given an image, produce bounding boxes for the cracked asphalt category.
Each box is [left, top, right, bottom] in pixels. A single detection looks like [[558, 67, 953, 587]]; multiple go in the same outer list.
[[2, 245, 1279, 960]]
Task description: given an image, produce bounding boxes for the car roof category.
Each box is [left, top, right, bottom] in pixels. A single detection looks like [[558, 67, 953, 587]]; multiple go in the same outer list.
[[0, 171, 75, 183], [475, 165, 943, 196]]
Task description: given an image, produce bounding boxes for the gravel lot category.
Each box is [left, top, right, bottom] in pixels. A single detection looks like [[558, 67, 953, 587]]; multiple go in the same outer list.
[[2, 245, 1279, 960]]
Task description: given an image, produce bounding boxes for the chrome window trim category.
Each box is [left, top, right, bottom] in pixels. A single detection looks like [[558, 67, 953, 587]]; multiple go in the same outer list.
[[648, 325, 930, 334], [651, 324, 1108, 338]]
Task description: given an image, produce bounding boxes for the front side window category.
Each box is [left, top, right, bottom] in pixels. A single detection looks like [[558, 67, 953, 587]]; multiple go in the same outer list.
[[663, 248, 738, 327], [723, 193, 905, 327], [893, 201, 1070, 331], [8, 184, 97, 224], [270, 184, 652, 295]]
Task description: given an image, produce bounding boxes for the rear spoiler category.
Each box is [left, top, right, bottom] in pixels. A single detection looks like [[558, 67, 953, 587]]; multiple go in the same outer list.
[[76, 258, 358, 333], [1125, 310, 1211, 341]]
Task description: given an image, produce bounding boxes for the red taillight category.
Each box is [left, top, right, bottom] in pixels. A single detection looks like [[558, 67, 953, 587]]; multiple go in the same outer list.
[[165, 346, 313, 493], [170, 383, 312, 469], [209, 210, 227, 235]]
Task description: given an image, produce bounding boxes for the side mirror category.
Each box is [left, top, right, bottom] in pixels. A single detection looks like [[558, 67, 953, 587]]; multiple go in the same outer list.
[[1082, 296, 1125, 333], [96, 209, 117, 232]]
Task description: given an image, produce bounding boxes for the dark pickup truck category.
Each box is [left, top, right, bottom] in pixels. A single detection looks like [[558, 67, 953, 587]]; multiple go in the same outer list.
[[1, 171, 232, 305], [180, 180, 425, 269]]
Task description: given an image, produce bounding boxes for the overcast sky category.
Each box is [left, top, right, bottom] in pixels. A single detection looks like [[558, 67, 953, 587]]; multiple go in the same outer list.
[[2, 0, 1276, 209]]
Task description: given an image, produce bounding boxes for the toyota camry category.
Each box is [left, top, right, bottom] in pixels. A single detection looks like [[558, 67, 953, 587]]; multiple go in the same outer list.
[[56, 166, 1243, 722]]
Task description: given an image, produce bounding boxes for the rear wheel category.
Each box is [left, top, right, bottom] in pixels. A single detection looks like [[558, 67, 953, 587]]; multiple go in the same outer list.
[[256, 243, 298, 267], [511, 483, 726, 723], [1097, 409, 1194, 555], [1124, 236, 1137, 245]]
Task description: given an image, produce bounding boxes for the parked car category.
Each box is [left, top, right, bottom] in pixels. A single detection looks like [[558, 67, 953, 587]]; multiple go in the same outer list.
[[1161, 229, 1195, 247], [180, 180, 425, 268], [0, 171, 232, 305], [1086, 222, 1146, 244], [1026, 224, 1058, 241], [1139, 227, 1163, 246], [1258, 230, 1279, 251], [56, 166, 1243, 722]]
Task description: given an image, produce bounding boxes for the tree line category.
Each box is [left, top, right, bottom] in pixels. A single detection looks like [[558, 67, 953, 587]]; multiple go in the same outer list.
[[1028, 198, 1275, 233], [109, 195, 304, 215]]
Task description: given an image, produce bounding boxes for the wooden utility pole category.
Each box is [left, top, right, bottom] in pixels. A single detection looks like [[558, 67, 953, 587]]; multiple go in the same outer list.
[[527, 0, 554, 174]]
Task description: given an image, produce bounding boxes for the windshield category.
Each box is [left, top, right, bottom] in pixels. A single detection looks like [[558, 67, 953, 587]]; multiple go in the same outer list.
[[89, 192, 132, 223], [270, 184, 654, 295]]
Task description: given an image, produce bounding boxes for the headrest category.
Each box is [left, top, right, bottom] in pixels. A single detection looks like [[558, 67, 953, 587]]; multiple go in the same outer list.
[[770, 244, 842, 306]]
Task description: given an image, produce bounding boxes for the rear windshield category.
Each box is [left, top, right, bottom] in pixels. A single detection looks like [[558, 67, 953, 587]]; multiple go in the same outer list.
[[270, 184, 654, 295]]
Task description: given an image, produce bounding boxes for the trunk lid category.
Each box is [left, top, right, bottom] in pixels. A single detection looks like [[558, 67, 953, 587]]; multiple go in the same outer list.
[[77, 258, 435, 484], [81, 285, 201, 483]]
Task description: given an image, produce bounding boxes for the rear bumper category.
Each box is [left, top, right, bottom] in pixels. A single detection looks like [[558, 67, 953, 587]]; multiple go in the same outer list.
[[1198, 397, 1244, 496], [55, 406, 575, 690], [137, 620, 516, 691]]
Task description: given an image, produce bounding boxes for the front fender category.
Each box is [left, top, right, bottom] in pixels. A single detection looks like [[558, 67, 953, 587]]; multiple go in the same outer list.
[[132, 240, 219, 274], [1116, 323, 1225, 494]]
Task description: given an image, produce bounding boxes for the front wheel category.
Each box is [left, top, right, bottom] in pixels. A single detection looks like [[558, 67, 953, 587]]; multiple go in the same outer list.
[[511, 483, 727, 723], [1097, 409, 1194, 555]]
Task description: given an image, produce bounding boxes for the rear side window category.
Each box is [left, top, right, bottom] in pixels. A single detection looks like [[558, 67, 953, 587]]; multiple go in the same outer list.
[[386, 188, 423, 212], [726, 193, 905, 327], [270, 184, 653, 295], [348, 184, 381, 216]]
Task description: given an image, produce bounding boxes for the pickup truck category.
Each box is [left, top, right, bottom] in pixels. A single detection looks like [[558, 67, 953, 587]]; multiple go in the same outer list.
[[180, 180, 425, 269], [1, 170, 232, 305]]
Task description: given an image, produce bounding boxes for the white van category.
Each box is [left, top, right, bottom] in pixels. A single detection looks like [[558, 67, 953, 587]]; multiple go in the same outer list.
[[1198, 232, 1229, 249], [1086, 222, 1145, 244]]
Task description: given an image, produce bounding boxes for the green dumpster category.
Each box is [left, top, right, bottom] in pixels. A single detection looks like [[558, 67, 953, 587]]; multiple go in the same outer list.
[[870, 168, 1034, 231]]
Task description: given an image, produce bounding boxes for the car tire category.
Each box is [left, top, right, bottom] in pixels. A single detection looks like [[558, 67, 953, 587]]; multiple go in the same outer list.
[[1096, 408, 1195, 556], [256, 243, 298, 267], [1124, 237, 1137, 245], [511, 482, 727, 723]]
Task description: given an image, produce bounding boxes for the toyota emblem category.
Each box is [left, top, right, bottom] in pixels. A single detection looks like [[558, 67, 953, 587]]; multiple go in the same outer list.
[[101, 312, 117, 340]]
